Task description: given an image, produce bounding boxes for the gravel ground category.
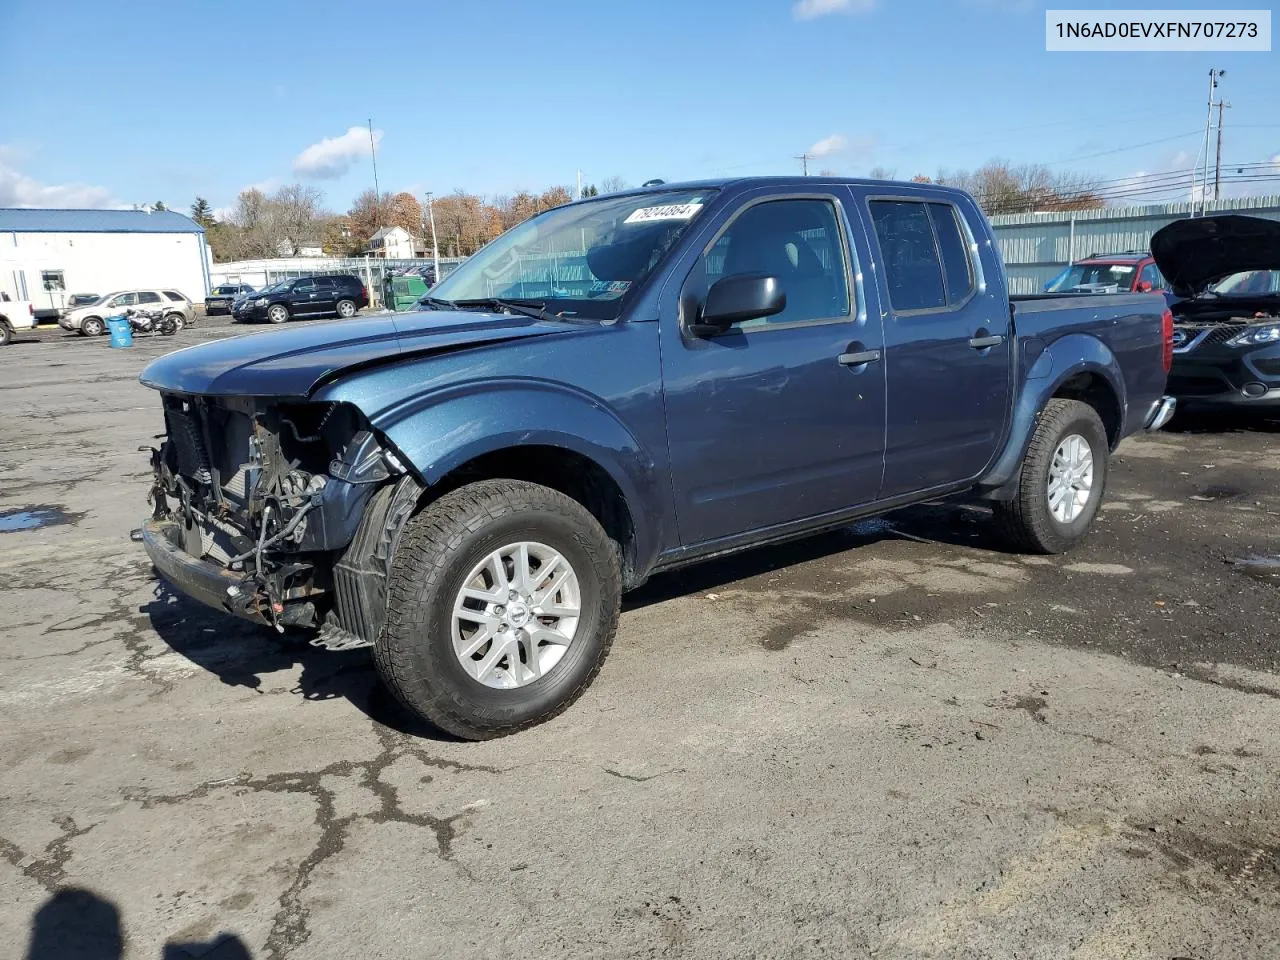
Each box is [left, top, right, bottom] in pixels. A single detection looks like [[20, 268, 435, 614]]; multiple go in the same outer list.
[[2, 314, 1279, 959]]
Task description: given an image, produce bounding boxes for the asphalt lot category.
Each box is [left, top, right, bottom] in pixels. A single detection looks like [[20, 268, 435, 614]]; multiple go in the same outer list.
[[2, 314, 1280, 959]]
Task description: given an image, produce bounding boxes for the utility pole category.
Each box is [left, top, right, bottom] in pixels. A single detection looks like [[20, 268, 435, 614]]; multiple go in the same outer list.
[[575, 169, 582, 201], [1199, 69, 1225, 215], [368, 118, 381, 225], [1214, 99, 1230, 201], [794, 153, 813, 176], [424, 191, 440, 286]]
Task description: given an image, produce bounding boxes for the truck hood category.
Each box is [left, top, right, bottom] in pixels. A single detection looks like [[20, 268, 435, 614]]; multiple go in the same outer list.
[[138, 311, 584, 397], [1150, 214, 1280, 298]]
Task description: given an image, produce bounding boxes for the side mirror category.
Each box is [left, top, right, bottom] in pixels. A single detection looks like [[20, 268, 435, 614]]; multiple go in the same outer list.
[[688, 274, 786, 337], [1136, 281, 1153, 293]]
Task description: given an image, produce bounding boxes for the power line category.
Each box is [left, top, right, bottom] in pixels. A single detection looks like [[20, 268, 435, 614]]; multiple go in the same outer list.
[[794, 153, 814, 176]]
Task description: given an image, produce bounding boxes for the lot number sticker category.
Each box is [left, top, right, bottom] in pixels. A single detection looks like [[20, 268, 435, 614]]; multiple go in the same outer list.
[[624, 203, 703, 224]]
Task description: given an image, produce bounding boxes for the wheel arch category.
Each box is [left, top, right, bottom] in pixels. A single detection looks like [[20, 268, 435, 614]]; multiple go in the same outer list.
[[979, 334, 1126, 497], [323, 381, 668, 588]]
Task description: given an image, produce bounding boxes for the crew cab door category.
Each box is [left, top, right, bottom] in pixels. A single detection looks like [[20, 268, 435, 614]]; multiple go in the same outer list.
[[861, 195, 1012, 496], [661, 192, 887, 546]]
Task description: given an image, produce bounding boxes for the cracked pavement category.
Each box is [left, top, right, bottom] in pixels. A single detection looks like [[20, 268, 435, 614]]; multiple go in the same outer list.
[[2, 318, 1280, 958]]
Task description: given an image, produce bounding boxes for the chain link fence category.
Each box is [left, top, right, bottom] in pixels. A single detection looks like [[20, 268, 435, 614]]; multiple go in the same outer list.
[[209, 256, 467, 308]]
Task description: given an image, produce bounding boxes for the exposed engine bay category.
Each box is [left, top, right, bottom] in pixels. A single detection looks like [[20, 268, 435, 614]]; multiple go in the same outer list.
[[146, 395, 420, 646], [1172, 300, 1280, 347]]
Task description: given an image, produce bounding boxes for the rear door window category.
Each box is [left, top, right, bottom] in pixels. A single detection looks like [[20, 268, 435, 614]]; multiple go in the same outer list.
[[868, 201, 946, 312], [927, 203, 975, 303]]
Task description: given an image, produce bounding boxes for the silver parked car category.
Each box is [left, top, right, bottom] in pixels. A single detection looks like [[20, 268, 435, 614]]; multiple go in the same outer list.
[[60, 289, 195, 337]]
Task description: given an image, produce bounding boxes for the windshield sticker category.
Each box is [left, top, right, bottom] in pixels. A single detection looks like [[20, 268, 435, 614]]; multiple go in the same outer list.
[[624, 203, 703, 224], [1113, 265, 1134, 274], [590, 280, 631, 294]]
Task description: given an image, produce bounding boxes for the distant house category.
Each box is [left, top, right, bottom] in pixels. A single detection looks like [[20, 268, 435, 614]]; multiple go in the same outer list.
[[275, 237, 326, 258], [365, 226, 419, 259]]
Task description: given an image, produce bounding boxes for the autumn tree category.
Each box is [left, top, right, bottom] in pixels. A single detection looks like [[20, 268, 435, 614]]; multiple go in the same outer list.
[[934, 161, 1102, 215], [386, 192, 423, 233]]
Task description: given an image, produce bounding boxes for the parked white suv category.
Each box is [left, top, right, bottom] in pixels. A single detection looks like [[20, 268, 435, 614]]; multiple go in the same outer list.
[[0, 292, 36, 346], [60, 289, 194, 336]]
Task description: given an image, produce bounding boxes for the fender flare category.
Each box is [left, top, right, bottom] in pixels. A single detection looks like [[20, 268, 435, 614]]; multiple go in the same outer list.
[[320, 378, 669, 575], [980, 334, 1126, 494]]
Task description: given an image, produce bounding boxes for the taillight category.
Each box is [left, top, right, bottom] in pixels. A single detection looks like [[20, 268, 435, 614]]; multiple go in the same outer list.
[[28, 303, 34, 315], [1161, 308, 1174, 373]]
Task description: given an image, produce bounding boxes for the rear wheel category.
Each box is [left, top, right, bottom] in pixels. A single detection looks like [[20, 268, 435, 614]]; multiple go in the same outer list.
[[266, 304, 290, 324], [336, 299, 357, 318], [376, 479, 621, 740], [165, 312, 185, 331], [995, 398, 1109, 554], [0, 322, 11, 346], [80, 316, 105, 337]]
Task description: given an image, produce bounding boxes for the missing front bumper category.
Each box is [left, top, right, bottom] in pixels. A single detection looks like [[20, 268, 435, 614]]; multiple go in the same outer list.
[[139, 518, 313, 628]]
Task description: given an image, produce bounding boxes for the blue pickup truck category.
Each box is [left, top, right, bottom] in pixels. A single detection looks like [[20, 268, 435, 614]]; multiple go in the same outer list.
[[138, 177, 1174, 739]]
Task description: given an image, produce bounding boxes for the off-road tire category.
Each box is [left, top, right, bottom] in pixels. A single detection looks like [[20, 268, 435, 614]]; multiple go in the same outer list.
[[266, 304, 290, 324], [80, 316, 105, 337], [376, 479, 621, 740], [995, 398, 1109, 554], [335, 299, 357, 319]]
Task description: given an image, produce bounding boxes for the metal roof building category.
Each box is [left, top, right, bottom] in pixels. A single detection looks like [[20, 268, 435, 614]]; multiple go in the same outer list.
[[0, 208, 211, 315]]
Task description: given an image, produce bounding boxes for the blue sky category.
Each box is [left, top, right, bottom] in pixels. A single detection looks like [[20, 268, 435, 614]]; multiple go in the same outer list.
[[2, 0, 1277, 214]]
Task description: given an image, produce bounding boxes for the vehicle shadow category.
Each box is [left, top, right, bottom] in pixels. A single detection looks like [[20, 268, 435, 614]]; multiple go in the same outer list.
[[626, 502, 1003, 611], [23, 886, 253, 959], [140, 579, 456, 741], [1165, 407, 1280, 434]]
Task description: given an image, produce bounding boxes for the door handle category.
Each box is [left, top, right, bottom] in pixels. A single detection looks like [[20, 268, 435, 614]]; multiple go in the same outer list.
[[838, 349, 882, 366], [968, 335, 1005, 349]]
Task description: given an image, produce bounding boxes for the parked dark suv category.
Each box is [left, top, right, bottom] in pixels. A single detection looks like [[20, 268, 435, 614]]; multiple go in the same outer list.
[[232, 275, 369, 324]]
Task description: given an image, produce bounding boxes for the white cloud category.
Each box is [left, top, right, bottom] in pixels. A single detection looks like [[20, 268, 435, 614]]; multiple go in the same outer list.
[[809, 134, 848, 157], [293, 126, 382, 180], [0, 159, 120, 208], [792, 0, 877, 21]]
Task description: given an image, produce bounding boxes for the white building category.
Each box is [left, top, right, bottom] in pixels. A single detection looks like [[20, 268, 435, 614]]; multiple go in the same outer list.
[[275, 237, 327, 258], [365, 226, 422, 259], [0, 208, 211, 314]]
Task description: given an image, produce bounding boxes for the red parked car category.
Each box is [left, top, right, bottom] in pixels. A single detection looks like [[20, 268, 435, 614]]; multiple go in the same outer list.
[[1044, 252, 1168, 295]]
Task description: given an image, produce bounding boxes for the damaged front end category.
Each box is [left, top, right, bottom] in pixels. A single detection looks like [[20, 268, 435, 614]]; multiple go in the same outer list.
[[140, 395, 420, 647]]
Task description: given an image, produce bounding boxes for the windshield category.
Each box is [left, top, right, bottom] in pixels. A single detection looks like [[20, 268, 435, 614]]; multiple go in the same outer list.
[[428, 189, 717, 319], [1045, 263, 1136, 292], [1209, 270, 1280, 296], [259, 281, 291, 294], [214, 286, 241, 295]]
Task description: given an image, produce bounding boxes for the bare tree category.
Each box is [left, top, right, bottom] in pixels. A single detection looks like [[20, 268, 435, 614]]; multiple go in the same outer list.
[[598, 176, 629, 194]]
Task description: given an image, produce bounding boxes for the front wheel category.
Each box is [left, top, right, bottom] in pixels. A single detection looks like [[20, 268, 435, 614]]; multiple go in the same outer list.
[[376, 479, 621, 740], [994, 398, 1109, 554], [335, 299, 357, 319], [80, 316, 105, 337], [266, 304, 290, 324]]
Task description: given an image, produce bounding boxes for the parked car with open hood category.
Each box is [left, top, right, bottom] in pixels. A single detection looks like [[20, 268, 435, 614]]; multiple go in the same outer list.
[[61, 289, 194, 336], [136, 176, 1174, 739], [1154, 215, 1280, 410]]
